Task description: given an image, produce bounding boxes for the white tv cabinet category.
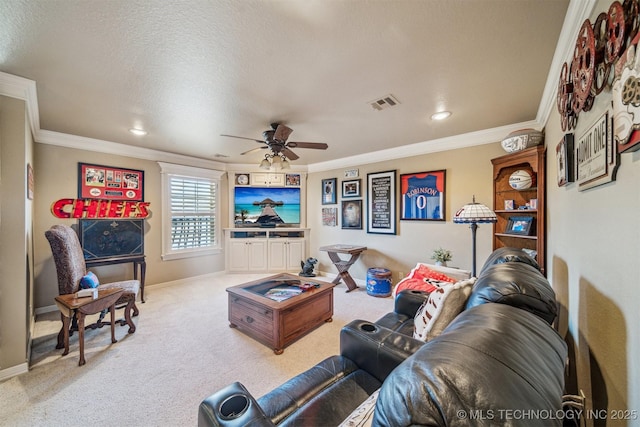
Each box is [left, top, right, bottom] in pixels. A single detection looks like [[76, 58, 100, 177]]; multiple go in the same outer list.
[[224, 228, 309, 273]]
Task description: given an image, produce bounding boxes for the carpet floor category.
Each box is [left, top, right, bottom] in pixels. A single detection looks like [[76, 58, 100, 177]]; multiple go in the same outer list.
[[0, 273, 394, 426]]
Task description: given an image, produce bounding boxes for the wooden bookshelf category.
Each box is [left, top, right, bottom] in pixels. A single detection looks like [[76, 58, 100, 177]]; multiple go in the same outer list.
[[491, 145, 546, 274]]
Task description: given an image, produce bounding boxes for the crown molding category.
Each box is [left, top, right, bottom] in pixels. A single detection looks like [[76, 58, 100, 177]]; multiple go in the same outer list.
[[36, 129, 226, 170], [307, 120, 540, 173], [0, 71, 40, 137], [536, 0, 597, 126], [3, 0, 589, 176]]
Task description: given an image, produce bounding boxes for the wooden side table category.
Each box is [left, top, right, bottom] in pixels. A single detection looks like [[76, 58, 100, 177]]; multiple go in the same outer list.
[[319, 244, 367, 292], [54, 288, 124, 366]]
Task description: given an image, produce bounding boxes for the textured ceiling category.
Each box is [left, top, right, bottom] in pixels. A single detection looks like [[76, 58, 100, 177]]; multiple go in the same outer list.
[[0, 0, 569, 166]]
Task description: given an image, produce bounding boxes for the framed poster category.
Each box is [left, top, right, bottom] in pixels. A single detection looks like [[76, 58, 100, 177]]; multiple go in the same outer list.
[[322, 207, 338, 226], [341, 200, 362, 229], [400, 170, 445, 220], [321, 178, 337, 205], [342, 179, 361, 198], [367, 170, 396, 234], [78, 163, 144, 201], [556, 134, 574, 187]]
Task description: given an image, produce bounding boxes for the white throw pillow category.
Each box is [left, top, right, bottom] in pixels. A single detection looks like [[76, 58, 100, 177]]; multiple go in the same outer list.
[[338, 389, 380, 427], [413, 277, 476, 341]]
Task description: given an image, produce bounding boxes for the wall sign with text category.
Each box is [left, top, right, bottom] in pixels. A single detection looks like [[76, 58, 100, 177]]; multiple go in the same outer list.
[[575, 110, 619, 191], [366, 170, 396, 235], [51, 198, 150, 219]]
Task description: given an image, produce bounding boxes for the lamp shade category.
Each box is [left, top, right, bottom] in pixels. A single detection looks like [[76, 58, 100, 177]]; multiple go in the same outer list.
[[453, 198, 497, 224], [259, 158, 271, 169]]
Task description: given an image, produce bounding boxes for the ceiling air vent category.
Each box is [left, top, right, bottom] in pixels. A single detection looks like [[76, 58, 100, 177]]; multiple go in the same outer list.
[[369, 94, 400, 111]]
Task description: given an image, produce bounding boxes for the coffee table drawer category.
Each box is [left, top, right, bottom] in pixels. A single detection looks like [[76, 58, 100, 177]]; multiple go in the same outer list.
[[229, 297, 274, 340], [282, 291, 332, 339]]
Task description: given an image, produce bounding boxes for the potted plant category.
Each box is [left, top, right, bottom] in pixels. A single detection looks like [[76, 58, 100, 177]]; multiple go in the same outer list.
[[431, 247, 452, 266]]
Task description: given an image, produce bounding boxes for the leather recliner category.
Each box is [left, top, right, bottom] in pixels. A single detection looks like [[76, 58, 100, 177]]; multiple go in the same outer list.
[[199, 247, 567, 426]]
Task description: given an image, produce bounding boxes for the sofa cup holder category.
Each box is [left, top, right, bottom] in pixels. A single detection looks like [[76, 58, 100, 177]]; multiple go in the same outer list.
[[219, 394, 249, 420], [360, 323, 378, 333]]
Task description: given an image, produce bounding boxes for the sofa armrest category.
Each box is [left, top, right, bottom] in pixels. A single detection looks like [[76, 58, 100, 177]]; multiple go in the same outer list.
[[340, 319, 425, 383], [198, 381, 275, 427], [394, 289, 430, 317]]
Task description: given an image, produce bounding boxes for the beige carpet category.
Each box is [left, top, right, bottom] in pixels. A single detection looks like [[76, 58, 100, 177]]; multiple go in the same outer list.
[[0, 273, 394, 426]]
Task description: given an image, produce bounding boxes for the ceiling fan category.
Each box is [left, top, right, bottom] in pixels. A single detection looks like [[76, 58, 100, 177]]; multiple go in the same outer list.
[[221, 123, 328, 161]]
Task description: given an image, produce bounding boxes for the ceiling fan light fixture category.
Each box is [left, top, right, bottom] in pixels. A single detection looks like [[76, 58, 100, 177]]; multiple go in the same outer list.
[[431, 111, 452, 121], [259, 157, 271, 170], [281, 157, 290, 170]]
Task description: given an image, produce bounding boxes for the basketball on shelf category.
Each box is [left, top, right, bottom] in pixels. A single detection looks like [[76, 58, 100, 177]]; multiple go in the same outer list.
[[508, 170, 535, 190]]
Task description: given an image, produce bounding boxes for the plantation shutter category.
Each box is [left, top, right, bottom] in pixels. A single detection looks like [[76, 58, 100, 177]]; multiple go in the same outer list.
[[169, 175, 217, 249]]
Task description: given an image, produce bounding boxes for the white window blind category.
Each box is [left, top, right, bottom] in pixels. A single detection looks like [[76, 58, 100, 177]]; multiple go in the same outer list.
[[169, 175, 217, 250], [159, 162, 223, 260]]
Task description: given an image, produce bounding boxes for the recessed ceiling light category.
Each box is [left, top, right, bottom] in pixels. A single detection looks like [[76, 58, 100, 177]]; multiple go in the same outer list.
[[129, 128, 147, 136], [431, 111, 452, 121]]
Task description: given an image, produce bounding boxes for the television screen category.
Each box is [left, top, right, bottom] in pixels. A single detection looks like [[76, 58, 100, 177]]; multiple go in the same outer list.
[[234, 187, 301, 226]]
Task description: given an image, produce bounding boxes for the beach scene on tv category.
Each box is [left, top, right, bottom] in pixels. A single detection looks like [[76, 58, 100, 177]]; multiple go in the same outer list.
[[234, 187, 301, 226]]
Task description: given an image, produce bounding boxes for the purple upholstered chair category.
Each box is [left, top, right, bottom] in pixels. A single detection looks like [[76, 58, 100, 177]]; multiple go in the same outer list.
[[45, 224, 140, 347]]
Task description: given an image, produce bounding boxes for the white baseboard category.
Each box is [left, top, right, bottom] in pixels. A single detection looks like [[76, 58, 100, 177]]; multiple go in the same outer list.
[[35, 305, 58, 315], [0, 362, 29, 382]]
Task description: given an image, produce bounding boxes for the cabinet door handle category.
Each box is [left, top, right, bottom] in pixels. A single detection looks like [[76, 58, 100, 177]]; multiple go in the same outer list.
[[245, 316, 254, 324]]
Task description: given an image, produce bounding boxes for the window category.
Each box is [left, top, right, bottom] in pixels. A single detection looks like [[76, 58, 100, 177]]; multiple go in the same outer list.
[[159, 162, 223, 260]]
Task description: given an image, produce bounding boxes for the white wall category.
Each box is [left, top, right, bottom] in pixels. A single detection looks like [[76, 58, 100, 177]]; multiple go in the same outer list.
[[307, 143, 505, 283], [545, 0, 640, 419], [33, 144, 227, 310], [0, 95, 33, 377]]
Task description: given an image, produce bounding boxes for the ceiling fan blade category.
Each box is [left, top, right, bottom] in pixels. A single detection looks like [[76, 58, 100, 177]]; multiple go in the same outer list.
[[240, 146, 268, 155], [273, 124, 293, 142], [282, 148, 299, 160], [220, 134, 263, 143], [286, 141, 328, 150]]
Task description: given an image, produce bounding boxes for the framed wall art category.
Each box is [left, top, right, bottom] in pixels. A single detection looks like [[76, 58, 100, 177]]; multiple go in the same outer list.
[[556, 134, 574, 187], [575, 111, 618, 191], [400, 170, 445, 221], [321, 178, 337, 205], [342, 179, 361, 198], [367, 170, 396, 234], [78, 162, 144, 201], [322, 207, 338, 226], [505, 216, 534, 236], [27, 163, 34, 200], [341, 200, 362, 229], [285, 173, 301, 186]]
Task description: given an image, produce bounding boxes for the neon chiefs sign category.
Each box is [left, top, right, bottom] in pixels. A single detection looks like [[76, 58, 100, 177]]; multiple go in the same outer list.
[[51, 198, 150, 219]]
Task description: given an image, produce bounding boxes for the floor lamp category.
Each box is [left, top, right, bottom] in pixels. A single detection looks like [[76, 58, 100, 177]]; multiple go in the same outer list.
[[453, 196, 497, 277]]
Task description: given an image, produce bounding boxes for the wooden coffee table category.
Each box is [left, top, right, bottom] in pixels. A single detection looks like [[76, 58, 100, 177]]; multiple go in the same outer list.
[[227, 274, 336, 354]]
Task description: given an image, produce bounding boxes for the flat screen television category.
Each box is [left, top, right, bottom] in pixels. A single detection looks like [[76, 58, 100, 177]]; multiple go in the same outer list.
[[234, 187, 301, 227], [79, 219, 145, 260]]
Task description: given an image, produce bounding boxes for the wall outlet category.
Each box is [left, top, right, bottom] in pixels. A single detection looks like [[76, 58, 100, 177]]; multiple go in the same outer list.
[[397, 271, 405, 281]]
